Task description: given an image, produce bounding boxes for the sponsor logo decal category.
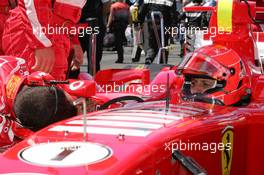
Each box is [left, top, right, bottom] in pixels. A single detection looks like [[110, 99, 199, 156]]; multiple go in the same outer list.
[[69, 81, 84, 90], [6, 75, 21, 99]]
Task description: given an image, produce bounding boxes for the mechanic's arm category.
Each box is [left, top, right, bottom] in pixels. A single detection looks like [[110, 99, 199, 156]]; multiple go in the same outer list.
[[69, 22, 86, 71], [22, 0, 55, 73], [71, 35, 84, 71], [27, 0, 86, 73]]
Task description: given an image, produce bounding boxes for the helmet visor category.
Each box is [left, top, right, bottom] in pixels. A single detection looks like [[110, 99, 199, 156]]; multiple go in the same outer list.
[[178, 52, 230, 80]]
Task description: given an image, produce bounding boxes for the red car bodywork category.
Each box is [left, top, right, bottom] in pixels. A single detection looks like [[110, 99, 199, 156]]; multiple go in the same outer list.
[[0, 98, 264, 174], [81, 67, 183, 109]]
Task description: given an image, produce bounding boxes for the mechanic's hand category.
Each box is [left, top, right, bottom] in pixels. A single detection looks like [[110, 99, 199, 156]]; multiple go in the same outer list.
[[71, 44, 83, 71], [32, 47, 55, 73]]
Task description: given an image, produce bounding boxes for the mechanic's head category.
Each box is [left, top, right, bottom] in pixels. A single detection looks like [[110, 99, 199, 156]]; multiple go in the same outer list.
[[178, 45, 250, 106], [13, 85, 77, 131]]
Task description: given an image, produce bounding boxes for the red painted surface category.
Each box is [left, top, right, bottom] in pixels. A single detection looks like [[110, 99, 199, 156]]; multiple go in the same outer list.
[[0, 101, 264, 174]]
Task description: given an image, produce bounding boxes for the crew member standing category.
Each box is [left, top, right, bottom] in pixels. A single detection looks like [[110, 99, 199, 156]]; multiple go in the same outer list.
[[2, 0, 86, 80], [139, 0, 177, 64], [79, 0, 109, 73], [130, 0, 145, 63], [0, 0, 16, 55], [107, 0, 131, 63]]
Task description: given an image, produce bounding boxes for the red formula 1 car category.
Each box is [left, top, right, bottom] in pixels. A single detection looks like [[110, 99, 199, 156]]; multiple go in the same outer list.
[[1, 0, 264, 174]]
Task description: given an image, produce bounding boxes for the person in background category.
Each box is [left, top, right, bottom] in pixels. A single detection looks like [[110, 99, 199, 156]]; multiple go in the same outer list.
[[129, 0, 145, 63], [181, 0, 212, 54], [138, 0, 178, 64], [107, 0, 131, 63], [78, 0, 110, 74]]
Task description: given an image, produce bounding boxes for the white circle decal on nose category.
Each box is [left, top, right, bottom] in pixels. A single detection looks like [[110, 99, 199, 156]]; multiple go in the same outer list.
[[19, 142, 112, 167]]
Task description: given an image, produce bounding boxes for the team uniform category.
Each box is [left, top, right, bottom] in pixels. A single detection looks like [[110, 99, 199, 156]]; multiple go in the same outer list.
[[0, 56, 31, 148], [0, 0, 16, 55], [2, 0, 86, 80]]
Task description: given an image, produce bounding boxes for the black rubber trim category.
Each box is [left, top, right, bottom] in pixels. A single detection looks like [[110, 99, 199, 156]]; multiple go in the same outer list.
[[98, 96, 144, 110], [172, 150, 207, 175]]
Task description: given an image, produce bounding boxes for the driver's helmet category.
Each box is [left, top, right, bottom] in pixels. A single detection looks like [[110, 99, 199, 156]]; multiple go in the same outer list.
[[177, 45, 250, 105]]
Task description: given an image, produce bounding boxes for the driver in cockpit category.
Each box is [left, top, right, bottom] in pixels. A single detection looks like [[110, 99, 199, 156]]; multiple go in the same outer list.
[[177, 45, 251, 106]]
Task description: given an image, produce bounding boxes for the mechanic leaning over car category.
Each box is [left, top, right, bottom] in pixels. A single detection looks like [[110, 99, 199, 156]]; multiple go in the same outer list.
[[0, 0, 17, 55], [138, 0, 178, 64], [0, 56, 78, 148], [2, 0, 86, 80]]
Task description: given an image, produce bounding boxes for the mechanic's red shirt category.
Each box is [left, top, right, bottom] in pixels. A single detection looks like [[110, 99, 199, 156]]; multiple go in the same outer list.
[[110, 2, 130, 24], [111, 2, 129, 10], [0, 1, 9, 6], [2, 0, 86, 79], [0, 57, 30, 147], [0, 0, 12, 54], [0, 57, 28, 116], [111, 2, 130, 14]]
